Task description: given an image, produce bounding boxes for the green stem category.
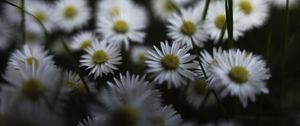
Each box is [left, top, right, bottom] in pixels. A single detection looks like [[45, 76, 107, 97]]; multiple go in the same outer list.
[[62, 40, 91, 94], [225, 0, 234, 48], [201, 0, 211, 21], [21, 0, 25, 44]]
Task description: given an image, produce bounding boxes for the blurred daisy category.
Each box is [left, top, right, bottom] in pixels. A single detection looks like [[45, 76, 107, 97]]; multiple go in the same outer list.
[[54, 0, 91, 32], [197, 48, 223, 87], [2, 64, 60, 101], [130, 46, 150, 65], [78, 117, 105, 126], [145, 41, 198, 88], [211, 49, 271, 107], [152, 0, 191, 21], [97, 12, 146, 50], [97, 0, 148, 23], [186, 79, 216, 108], [235, 0, 269, 30], [167, 8, 208, 48], [203, 1, 244, 43], [270, 0, 298, 8], [80, 40, 122, 79], [24, 22, 45, 44], [150, 105, 182, 126], [70, 31, 96, 51], [0, 19, 13, 51], [62, 70, 86, 94], [90, 72, 161, 126], [9, 44, 54, 69], [26, 1, 56, 32]]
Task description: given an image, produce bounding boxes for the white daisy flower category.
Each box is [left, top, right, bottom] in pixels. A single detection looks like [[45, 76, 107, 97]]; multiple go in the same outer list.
[[97, 0, 148, 23], [70, 31, 96, 51], [270, 0, 298, 8], [97, 12, 146, 50], [2, 64, 61, 101], [90, 72, 161, 126], [145, 41, 198, 88], [186, 79, 216, 108], [54, 0, 91, 32], [203, 1, 244, 43], [197, 48, 224, 87], [26, 1, 56, 32], [150, 105, 182, 126], [152, 0, 191, 21], [78, 117, 105, 126], [130, 46, 150, 65], [8, 44, 54, 69], [80, 40, 122, 79], [0, 19, 13, 51], [235, 0, 270, 30], [167, 8, 208, 48], [210, 49, 271, 107], [24, 22, 45, 44]]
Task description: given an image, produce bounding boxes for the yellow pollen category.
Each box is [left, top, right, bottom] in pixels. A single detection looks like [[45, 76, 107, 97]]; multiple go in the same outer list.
[[138, 53, 146, 63], [113, 20, 128, 34], [35, 11, 47, 22], [228, 66, 250, 84], [64, 5, 78, 19], [26, 57, 39, 67], [181, 21, 197, 36], [214, 14, 227, 30], [22, 78, 44, 100], [80, 39, 92, 50], [110, 6, 121, 16], [162, 54, 180, 70], [92, 50, 108, 64], [163, 0, 176, 12], [239, 0, 253, 15], [114, 106, 140, 126]]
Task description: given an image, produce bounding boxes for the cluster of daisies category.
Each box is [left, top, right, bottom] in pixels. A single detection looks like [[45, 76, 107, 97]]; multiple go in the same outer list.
[[0, 0, 297, 125]]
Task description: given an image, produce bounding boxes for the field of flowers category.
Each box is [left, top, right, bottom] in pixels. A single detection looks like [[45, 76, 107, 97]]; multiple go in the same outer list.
[[0, 0, 300, 126]]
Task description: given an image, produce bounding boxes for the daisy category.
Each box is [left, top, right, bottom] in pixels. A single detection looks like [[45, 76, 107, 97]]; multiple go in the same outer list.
[[24, 22, 45, 44], [152, 0, 191, 21], [9, 44, 54, 69], [2, 63, 61, 101], [210, 49, 271, 107], [90, 72, 161, 126], [197, 48, 223, 87], [97, 0, 149, 24], [62, 70, 86, 93], [54, 0, 91, 32], [185, 79, 216, 108], [70, 31, 96, 51], [130, 46, 150, 65], [167, 8, 208, 48], [150, 105, 182, 126], [26, 1, 56, 32], [80, 40, 122, 79], [0, 19, 13, 51], [234, 0, 270, 30], [203, 1, 244, 43], [78, 117, 105, 126], [97, 11, 146, 50], [145, 41, 198, 88]]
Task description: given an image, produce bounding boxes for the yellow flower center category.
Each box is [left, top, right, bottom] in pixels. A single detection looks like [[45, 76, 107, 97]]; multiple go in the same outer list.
[[26, 57, 39, 67], [181, 21, 197, 36], [35, 11, 47, 22], [64, 5, 78, 19], [162, 54, 180, 70], [138, 53, 146, 63], [214, 14, 227, 30], [92, 50, 108, 64], [163, 0, 176, 12], [194, 79, 207, 94], [228, 66, 250, 84], [113, 106, 140, 126], [22, 78, 44, 100], [26, 32, 37, 42], [80, 39, 92, 50], [114, 20, 129, 34], [239, 0, 253, 15]]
